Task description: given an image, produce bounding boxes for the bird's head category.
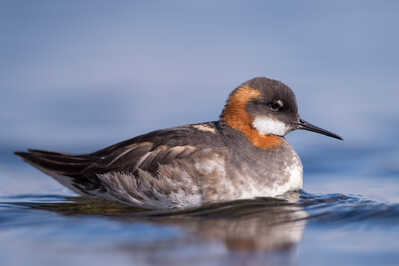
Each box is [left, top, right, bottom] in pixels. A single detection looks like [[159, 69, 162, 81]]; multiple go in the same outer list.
[[221, 77, 342, 149]]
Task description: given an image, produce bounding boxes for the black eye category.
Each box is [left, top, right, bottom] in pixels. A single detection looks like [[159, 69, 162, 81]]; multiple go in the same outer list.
[[268, 99, 284, 112]]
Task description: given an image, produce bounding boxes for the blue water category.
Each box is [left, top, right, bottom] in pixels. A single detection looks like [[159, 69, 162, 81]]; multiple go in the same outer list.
[[1, 142, 398, 266], [2, 1, 399, 265]]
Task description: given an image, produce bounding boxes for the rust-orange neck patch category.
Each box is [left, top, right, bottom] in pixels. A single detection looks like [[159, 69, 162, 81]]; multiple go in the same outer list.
[[221, 86, 284, 150]]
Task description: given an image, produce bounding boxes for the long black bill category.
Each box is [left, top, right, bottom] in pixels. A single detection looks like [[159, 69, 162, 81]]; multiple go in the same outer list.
[[296, 119, 343, 140]]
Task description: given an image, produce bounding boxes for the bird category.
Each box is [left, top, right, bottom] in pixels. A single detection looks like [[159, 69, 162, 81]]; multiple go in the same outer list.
[[15, 77, 342, 209]]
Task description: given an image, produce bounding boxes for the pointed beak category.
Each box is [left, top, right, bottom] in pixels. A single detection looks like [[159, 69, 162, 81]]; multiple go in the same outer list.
[[295, 119, 343, 140]]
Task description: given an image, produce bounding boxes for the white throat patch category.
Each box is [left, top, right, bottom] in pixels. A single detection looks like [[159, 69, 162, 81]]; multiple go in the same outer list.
[[252, 116, 290, 136]]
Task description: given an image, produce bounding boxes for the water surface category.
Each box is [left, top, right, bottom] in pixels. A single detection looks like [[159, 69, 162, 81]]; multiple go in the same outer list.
[[2, 1, 399, 265], [1, 143, 398, 266]]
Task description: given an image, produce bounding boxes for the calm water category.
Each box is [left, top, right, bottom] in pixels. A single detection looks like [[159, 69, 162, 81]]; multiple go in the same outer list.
[[1, 141, 398, 266], [2, 1, 399, 265]]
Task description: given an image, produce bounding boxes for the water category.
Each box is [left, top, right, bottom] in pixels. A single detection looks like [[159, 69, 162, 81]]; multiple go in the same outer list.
[[2, 1, 399, 265], [1, 142, 398, 266]]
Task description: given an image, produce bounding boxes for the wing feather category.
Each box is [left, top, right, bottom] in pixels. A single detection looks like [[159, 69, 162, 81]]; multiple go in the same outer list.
[[16, 122, 226, 208]]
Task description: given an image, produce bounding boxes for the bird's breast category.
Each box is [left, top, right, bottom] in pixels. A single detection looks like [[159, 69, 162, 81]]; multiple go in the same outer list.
[[222, 142, 303, 199]]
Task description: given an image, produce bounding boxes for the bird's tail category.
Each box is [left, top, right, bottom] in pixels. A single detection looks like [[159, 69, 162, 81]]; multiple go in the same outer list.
[[14, 149, 99, 195]]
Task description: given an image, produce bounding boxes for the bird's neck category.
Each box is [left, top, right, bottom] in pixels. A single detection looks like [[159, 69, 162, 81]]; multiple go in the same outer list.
[[220, 87, 284, 150]]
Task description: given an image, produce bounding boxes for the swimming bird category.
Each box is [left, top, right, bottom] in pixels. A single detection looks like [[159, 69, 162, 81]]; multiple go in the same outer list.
[[15, 77, 342, 209]]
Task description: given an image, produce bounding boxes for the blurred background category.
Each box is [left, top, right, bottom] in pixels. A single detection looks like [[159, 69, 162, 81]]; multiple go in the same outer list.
[[1, 1, 398, 199], [1, 2, 399, 266]]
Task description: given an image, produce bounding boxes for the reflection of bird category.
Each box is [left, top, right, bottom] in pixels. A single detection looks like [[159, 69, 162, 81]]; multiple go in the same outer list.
[[157, 196, 308, 253], [22, 194, 308, 264], [15, 77, 342, 209], [118, 196, 309, 266]]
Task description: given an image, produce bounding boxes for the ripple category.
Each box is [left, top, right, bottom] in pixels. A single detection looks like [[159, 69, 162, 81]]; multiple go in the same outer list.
[[0, 190, 399, 265], [1, 191, 399, 226]]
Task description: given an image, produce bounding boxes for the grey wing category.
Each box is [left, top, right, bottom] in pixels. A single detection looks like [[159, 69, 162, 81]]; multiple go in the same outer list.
[[15, 123, 228, 209], [87, 142, 228, 209]]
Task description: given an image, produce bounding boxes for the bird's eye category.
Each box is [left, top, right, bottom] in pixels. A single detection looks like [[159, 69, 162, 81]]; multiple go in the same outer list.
[[268, 99, 284, 112]]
